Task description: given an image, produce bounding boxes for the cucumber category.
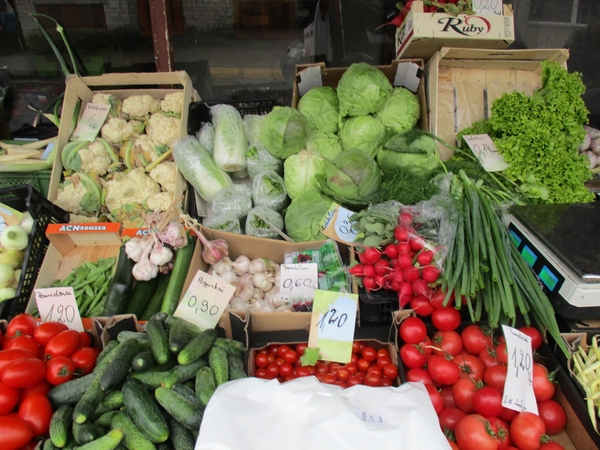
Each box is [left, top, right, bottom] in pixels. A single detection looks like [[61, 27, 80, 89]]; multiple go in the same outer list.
[[164, 315, 178, 332], [149, 311, 169, 323], [122, 378, 169, 443], [154, 387, 203, 432], [43, 439, 58, 450], [146, 318, 170, 365], [130, 371, 171, 390], [96, 341, 120, 366], [169, 417, 195, 450], [208, 345, 229, 386], [73, 422, 102, 445], [168, 318, 202, 354], [177, 328, 218, 365], [162, 359, 206, 388], [156, 443, 173, 450], [194, 366, 216, 407], [228, 353, 247, 381], [49, 404, 73, 448], [213, 337, 246, 357], [102, 245, 135, 317], [74, 428, 124, 450], [171, 384, 202, 410], [160, 238, 195, 315], [93, 390, 124, 417], [131, 351, 156, 373], [94, 411, 117, 429], [140, 273, 172, 321], [117, 331, 149, 346], [47, 373, 95, 409], [110, 411, 156, 450], [100, 339, 140, 392], [125, 276, 159, 318]]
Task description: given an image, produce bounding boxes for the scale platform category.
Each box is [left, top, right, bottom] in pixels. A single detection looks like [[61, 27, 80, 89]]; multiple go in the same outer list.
[[508, 202, 600, 321]]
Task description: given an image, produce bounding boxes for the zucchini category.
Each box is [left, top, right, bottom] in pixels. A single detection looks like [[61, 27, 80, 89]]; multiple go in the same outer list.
[[125, 276, 159, 318], [213, 337, 246, 357], [102, 245, 136, 317], [146, 318, 169, 365], [131, 351, 156, 373], [140, 273, 172, 321], [47, 373, 95, 409], [73, 422, 102, 445], [169, 417, 195, 450], [74, 428, 123, 450], [154, 387, 203, 431], [122, 378, 169, 443], [168, 318, 202, 355], [49, 404, 73, 448], [171, 384, 202, 410], [160, 238, 195, 315], [110, 411, 156, 450], [228, 353, 247, 381], [99, 339, 140, 392], [177, 328, 218, 365], [93, 390, 124, 417], [195, 366, 216, 407], [162, 359, 206, 388], [208, 345, 229, 386]]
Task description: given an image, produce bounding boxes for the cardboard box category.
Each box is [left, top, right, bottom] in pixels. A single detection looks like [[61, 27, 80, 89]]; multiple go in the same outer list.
[[48, 71, 196, 226], [395, 1, 515, 60], [292, 59, 429, 132], [425, 48, 569, 159]]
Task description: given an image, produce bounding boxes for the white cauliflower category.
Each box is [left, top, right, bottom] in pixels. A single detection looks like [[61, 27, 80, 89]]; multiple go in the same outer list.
[[122, 94, 160, 121], [55, 181, 89, 215], [54, 173, 102, 217], [133, 134, 168, 162], [103, 167, 161, 212], [69, 214, 99, 223], [101, 117, 144, 147], [149, 161, 177, 194], [160, 92, 184, 115], [146, 113, 181, 148], [79, 139, 117, 176], [92, 93, 122, 117], [146, 192, 173, 212]]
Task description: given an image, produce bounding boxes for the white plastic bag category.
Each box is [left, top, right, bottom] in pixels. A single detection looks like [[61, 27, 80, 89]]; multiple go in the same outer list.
[[303, 0, 333, 60], [195, 377, 451, 450]]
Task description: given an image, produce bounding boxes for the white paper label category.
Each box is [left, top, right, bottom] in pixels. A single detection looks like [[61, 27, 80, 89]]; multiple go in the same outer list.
[[316, 294, 356, 342], [472, 0, 503, 15], [70, 103, 110, 142], [297, 66, 324, 97], [501, 325, 538, 414], [394, 62, 421, 94], [34, 287, 84, 332], [462, 134, 509, 172], [279, 263, 318, 306], [174, 271, 235, 330], [354, 408, 385, 426]]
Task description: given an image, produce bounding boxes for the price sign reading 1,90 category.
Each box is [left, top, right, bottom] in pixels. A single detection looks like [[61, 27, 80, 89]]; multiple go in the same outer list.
[[34, 287, 84, 332]]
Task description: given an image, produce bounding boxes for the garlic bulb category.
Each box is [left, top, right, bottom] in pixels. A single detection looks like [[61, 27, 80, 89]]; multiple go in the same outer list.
[[231, 255, 250, 276], [230, 297, 249, 311], [252, 272, 274, 292], [249, 258, 269, 274]]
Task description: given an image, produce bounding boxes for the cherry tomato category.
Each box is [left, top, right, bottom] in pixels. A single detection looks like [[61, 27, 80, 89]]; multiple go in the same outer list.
[[455, 414, 502, 450], [452, 377, 478, 413], [364, 372, 382, 387], [432, 331, 463, 357], [461, 324, 493, 356], [380, 377, 393, 387], [352, 341, 362, 355], [4, 335, 40, 357], [324, 373, 337, 384], [18, 393, 53, 437], [0, 381, 20, 414], [0, 349, 33, 375], [347, 375, 361, 387], [362, 347, 377, 362], [0, 415, 34, 450], [472, 385, 505, 417], [279, 363, 294, 378], [274, 357, 285, 366], [537, 399, 567, 435], [399, 317, 427, 344], [383, 364, 399, 380], [255, 368, 267, 379], [425, 384, 443, 414], [439, 407, 467, 431], [277, 345, 291, 356], [532, 363, 555, 402], [6, 314, 37, 338], [33, 322, 68, 347], [377, 348, 390, 359], [1, 358, 45, 389], [296, 367, 311, 378], [510, 412, 546, 450], [268, 345, 279, 356], [46, 356, 75, 386], [296, 343, 308, 356], [427, 355, 460, 386], [357, 358, 371, 372], [484, 364, 508, 390], [345, 362, 357, 375], [336, 367, 350, 382], [431, 306, 462, 332], [518, 326, 543, 350], [282, 349, 299, 365], [455, 354, 485, 382], [44, 329, 81, 359], [255, 353, 269, 368], [71, 347, 100, 375], [265, 362, 279, 379]]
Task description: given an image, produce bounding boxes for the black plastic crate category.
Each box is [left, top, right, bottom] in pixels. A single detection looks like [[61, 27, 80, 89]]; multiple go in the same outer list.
[[0, 184, 70, 320], [358, 287, 399, 327]]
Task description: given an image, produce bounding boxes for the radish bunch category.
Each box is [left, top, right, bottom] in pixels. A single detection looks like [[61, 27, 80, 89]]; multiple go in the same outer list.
[[349, 209, 443, 308]]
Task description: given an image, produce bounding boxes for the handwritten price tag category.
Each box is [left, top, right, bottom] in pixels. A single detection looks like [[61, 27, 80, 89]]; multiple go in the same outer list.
[[320, 203, 358, 245], [174, 270, 235, 330], [279, 263, 318, 308], [70, 103, 110, 141], [308, 290, 358, 363], [472, 0, 503, 16], [462, 134, 509, 172], [34, 287, 84, 332], [501, 325, 538, 414]]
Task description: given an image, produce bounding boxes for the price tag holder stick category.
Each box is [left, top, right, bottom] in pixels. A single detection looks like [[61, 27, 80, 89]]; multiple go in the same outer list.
[[34, 287, 85, 332]]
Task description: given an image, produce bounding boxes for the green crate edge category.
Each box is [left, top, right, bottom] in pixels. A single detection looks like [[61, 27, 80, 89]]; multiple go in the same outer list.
[[0, 171, 52, 198]]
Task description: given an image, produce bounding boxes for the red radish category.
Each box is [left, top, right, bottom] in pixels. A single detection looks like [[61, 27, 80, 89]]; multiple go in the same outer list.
[[391, 269, 404, 284], [382, 243, 399, 259], [416, 250, 434, 266], [399, 281, 413, 297], [384, 278, 394, 291], [422, 266, 441, 283], [349, 264, 365, 277], [399, 211, 413, 227], [397, 253, 413, 269], [403, 266, 420, 283], [389, 258, 398, 268], [399, 293, 413, 308], [363, 277, 377, 292], [374, 274, 387, 289], [409, 237, 425, 252], [361, 247, 381, 265], [390, 281, 402, 292], [394, 226, 410, 242], [374, 259, 391, 275], [363, 264, 376, 278], [412, 278, 431, 297], [409, 251, 416, 258]]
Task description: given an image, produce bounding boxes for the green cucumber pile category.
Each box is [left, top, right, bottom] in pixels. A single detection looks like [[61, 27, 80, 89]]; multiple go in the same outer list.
[[42, 313, 246, 450]]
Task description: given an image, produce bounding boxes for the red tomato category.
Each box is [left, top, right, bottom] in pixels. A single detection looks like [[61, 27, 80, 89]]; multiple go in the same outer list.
[[380, 377, 393, 387], [345, 362, 357, 375], [399, 317, 427, 344], [518, 326, 543, 350], [296, 367, 311, 378], [279, 363, 294, 378], [255, 353, 269, 368], [452, 377, 478, 413], [479, 347, 501, 370], [487, 416, 511, 450], [296, 343, 308, 356], [324, 373, 337, 384], [431, 306, 462, 332], [367, 366, 382, 377], [357, 358, 371, 372], [282, 350, 299, 365], [275, 357, 285, 367], [19, 380, 51, 405], [352, 341, 362, 355], [539, 443, 565, 450], [44, 330, 80, 359], [335, 380, 348, 388], [364, 372, 382, 387], [347, 375, 361, 387], [78, 331, 93, 349], [484, 364, 508, 390], [406, 367, 433, 385], [383, 364, 398, 380], [455, 354, 485, 382], [440, 386, 455, 409], [377, 348, 390, 359], [361, 347, 377, 362], [430, 289, 454, 309], [18, 394, 53, 437], [6, 314, 37, 338], [455, 414, 501, 450], [432, 331, 463, 357], [334, 367, 349, 382], [0, 328, 2, 345], [496, 341, 509, 365], [376, 356, 392, 369], [315, 362, 329, 374], [537, 400, 567, 435], [448, 440, 460, 450], [472, 385, 505, 417], [500, 407, 519, 424], [268, 345, 280, 356], [277, 345, 291, 356], [0, 381, 20, 414], [4, 335, 40, 357], [419, 335, 433, 355], [265, 362, 279, 379], [1, 358, 45, 389], [32, 322, 68, 347], [0, 415, 34, 450], [355, 371, 366, 382], [510, 412, 546, 450], [409, 295, 435, 317], [425, 384, 443, 414], [439, 407, 467, 431], [255, 368, 267, 379], [461, 324, 493, 356], [427, 355, 460, 386], [45, 356, 75, 386], [0, 349, 32, 375], [71, 347, 100, 375], [400, 344, 427, 369], [532, 363, 555, 402]]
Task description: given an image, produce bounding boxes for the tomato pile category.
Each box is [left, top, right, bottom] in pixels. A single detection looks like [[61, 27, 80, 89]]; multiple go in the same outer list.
[[253, 341, 399, 388], [0, 313, 100, 450], [398, 312, 568, 450]]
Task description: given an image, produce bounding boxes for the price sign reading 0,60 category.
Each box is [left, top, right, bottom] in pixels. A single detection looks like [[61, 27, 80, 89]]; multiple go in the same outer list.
[[318, 308, 348, 334], [43, 304, 77, 325], [188, 296, 220, 317], [281, 277, 316, 292]]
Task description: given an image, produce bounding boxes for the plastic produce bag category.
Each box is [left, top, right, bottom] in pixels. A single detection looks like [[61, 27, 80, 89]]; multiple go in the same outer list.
[[252, 170, 287, 211], [243, 114, 267, 146], [245, 206, 284, 239], [211, 104, 248, 172], [203, 214, 242, 234], [246, 145, 282, 179], [195, 377, 451, 450], [211, 184, 253, 219], [197, 122, 215, 154]]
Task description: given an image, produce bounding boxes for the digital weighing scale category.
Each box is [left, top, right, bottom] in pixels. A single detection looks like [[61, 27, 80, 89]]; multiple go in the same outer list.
[[508, 202, 600, 321]]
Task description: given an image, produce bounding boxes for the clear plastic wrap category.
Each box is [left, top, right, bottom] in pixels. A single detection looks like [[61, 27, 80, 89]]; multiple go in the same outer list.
[[203, 214, 242, 234], [245, 206, 284, 239], [197, 122, 215, 155], [212, 184, 253, 219], [246, 145, 282, 179], [251, 170, 288, 211], [243, 114, 266, 147], [211, 104, 248, 172]]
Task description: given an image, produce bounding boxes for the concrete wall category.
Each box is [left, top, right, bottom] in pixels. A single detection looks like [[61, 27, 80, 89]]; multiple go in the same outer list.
[[183, 0, 234, 32]]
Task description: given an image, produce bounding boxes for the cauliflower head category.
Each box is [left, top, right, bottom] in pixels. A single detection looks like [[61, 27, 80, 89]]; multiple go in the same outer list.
[[146, 113, 181, 148], [69, 214, 100, 223], [122, 94, 160, 121], [79, 139, 118, 176], [104, 167, 161, 212], [54, 173, 102, 216], [101, 118, 144, 147], [149, 161, 177, 194], [92, 93, 122, 118], [134, 134, 168, 161], [146, 192, 174, 212], [160, 92, 184, 116]]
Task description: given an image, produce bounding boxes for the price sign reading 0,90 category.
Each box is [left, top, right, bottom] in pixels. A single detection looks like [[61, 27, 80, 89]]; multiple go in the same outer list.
[[34, 287, 84, 332]]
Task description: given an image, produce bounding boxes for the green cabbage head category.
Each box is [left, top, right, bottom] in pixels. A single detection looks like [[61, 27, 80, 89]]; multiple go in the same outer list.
[[377, 129, 441, 176], [285, 191, 334, 242], [339, 115, 386, 158], [297, 86, 340, 133], [306, 131, 342, 160], [260, 106, 311, 159], [337, 62, 393, 117], [376, 87, 421, 133], [284, 150, 325, 200]]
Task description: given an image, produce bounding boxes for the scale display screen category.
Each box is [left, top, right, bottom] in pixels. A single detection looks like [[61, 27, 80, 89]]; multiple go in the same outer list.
[[539, 265, 560, 291], [521, 245, 538, 267], [509, 230, 522, 247]]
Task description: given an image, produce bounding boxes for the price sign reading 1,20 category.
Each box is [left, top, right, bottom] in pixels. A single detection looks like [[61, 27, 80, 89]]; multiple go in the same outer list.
[[318, 307, 348, 334], [34, 287, 84, 332], [472, 0, 503, 15], [501, 325, 538, 414]]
